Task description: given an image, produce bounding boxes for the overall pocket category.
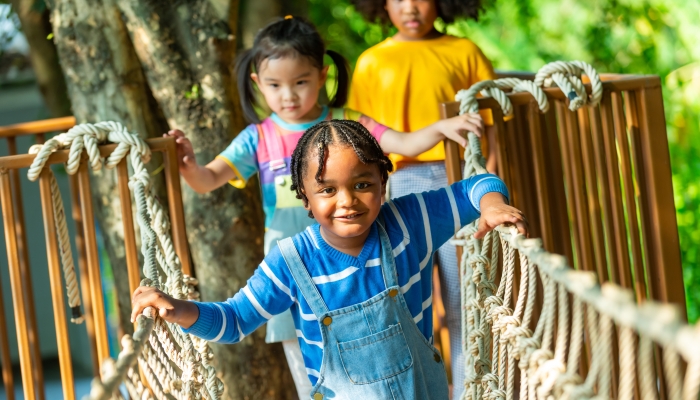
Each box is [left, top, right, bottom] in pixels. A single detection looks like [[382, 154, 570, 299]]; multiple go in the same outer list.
[[337, 323, 413, 384]]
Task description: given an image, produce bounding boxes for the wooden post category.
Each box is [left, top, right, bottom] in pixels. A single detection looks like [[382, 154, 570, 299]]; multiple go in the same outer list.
[[576, 109, 609, 282], [76, 162, 111, 364], [611, 92, 646, 303], [117, 158, 141, 295], [633, 84, 685, 311], [526, 102, 554, 251], [588, 106, 620, 285], [0, 266, 14, 400], [162, 138, 192, 276], [67, 173, 99, 375], [38, 170, 76, 400], [599, 92, 634, 289], [0, 170, 36, 400], [7, 136, 45, 397]]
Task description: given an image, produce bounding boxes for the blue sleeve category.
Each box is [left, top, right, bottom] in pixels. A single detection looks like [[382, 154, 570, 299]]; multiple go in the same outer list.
[[216, 124, 259, 186], [181, 245, 295, 343], [386, 173, 508, 252]]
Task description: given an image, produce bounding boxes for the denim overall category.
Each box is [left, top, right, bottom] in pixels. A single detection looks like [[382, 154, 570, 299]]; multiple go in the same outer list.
[[278, 220, 449, 400]]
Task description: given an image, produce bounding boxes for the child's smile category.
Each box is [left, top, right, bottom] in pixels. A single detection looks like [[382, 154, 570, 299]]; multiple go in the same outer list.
[[302, 144, 386, 256]]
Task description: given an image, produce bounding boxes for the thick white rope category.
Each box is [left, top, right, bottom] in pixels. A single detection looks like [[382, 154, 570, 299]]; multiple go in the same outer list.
[[453, 61, 699, 399], [26, 122, 223, 400]]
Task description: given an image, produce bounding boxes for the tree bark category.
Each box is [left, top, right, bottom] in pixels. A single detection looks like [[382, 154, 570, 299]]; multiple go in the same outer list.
[[11, 0, 71, 117], [48, 0, 171, 339], [48, 0, 294, 397], [115, 1, 294, 397]]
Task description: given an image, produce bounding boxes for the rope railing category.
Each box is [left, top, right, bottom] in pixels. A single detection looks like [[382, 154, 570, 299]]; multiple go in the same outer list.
[[26, 122, 223, 400], [455, 61, 700, 400]]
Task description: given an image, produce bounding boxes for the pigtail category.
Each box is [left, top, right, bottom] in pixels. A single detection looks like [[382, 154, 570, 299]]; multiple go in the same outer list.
[[234, 49, 263, 123], [325, 49, 350, 108]]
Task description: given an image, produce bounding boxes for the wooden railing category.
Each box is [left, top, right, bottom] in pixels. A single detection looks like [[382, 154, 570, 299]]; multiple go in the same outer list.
[[442, 73, 685, 313], [0, 117, 190, 399]]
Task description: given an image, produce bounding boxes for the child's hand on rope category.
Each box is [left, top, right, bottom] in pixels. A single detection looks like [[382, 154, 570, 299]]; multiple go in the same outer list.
[[164, 129, 198, 174], [439, 112, 485, 147], [131, 286, 199, 328], [475, 192, 529, 239]]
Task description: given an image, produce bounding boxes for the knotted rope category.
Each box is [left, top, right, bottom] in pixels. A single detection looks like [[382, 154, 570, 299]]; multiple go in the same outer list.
[[452, 60, 699, 399], [26, 122, 223, 400]]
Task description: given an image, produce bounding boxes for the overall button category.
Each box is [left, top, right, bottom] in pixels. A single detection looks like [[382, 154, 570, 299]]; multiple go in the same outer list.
[[434, 353, 441, 363], [389, 288, 399, 297], [314, 393, 323, 400], [275, 176, 286, 186], [322, 316, 332, 326]]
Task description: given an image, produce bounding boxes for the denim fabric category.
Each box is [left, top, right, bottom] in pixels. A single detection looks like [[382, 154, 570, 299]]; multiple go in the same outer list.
[[278, 220, 449, 400]]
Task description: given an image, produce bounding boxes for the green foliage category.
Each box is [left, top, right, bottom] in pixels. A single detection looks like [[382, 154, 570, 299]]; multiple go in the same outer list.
[[309, 0, 700, 322]]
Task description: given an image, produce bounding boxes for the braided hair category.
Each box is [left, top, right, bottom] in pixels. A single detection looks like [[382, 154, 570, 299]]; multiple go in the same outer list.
[[350, 0, 485, 25], [235, 16, 350, 123], [290, 120, 393, 217]]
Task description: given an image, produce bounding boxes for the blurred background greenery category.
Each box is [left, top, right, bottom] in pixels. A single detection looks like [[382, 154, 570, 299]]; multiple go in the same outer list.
[[307, 0, 700, 322]]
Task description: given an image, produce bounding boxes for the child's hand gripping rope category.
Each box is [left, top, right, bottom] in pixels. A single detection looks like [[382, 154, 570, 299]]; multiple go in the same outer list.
[[474, 192, 529, 239], [131, 286, 199, 328]]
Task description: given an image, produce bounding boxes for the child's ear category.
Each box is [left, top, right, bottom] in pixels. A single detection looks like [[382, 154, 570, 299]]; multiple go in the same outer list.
[[250, 73, 260, 87], [381, 180, 387, 198], [301, 189, 311, 210], [320, 65, 330, 85]]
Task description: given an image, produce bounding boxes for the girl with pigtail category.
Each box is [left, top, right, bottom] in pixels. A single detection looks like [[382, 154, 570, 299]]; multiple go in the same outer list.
[[161, 15, 487, 398]]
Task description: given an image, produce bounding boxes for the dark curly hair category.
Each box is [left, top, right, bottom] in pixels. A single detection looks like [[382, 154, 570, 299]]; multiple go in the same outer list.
[[290, 120, 393, 217], [350, 0, 485, 25]]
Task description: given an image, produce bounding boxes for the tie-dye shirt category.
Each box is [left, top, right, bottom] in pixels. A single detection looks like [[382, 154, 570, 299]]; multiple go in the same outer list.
[[216, 106, 388, 254]]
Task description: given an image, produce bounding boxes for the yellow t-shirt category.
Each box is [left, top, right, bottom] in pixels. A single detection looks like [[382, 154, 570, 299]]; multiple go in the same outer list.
[[348, 35, 496, 167]]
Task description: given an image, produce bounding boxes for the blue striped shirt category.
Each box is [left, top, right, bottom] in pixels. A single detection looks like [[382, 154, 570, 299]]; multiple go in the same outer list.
[[183, 174, 508, 385]]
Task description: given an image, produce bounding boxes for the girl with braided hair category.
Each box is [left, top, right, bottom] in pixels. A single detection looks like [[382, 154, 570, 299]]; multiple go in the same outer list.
[[349, 1, 500, 396], [133, 120, 527, 400], [162, 15, 487, 397]]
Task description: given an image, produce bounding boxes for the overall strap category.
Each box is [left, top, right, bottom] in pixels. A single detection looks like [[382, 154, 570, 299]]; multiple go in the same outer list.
[[260, 118, 286, 171], [277, 238, 330, 318], [376, 214, 399, 290]]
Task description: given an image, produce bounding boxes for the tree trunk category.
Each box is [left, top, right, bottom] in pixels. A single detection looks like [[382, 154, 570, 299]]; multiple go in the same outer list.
[[48, 0, 295, 397], [11, 0, 71, 117], [238, 0, 308, 49]]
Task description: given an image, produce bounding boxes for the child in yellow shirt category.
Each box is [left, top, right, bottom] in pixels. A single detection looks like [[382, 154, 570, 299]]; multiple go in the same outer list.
[[349, 0, 496, 398]]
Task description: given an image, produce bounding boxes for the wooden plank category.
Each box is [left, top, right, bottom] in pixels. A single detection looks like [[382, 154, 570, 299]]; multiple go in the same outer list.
[[611, 92, 646, 303], [526, 102, 554, 250], [67, 174, 99, 375], [38, 170, 76, 400], [634, 85, 685, 313], [599, 92, 634, 289], [542, 108, 574, 262], [0, 271, 14, 400], [0, 137, 173, 170], [117, 159, 141, 295], [76, 162, 110, 364], [576, 108, 609, 281], [564, 104, 596, 273], [0, 116, 75, 138], [0, 171, 36, 400], [554, 102, 584, 270], [163, 138, 192, 276], [440, 102, 464, 185], [6, 137, 45, 396], [588, 106, 620, 285]]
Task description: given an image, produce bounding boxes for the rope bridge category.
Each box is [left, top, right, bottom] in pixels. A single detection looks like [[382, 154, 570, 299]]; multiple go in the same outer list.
[[19, 61, 699, 399], [26, 123, 223, 399], [453, 61, 700, 400]]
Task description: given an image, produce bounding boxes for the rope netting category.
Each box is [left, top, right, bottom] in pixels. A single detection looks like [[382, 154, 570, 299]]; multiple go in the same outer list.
[[26, 122, 223, 400], [454, 61, 700, 400]]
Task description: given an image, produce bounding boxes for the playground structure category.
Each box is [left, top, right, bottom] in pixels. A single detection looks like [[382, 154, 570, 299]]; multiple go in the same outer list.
[[0, 63, 697, 399]]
